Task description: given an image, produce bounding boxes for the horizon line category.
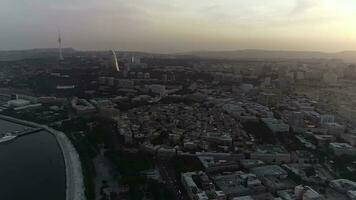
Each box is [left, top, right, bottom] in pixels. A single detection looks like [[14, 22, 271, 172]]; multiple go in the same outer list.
[[1, 47, 356, 54]]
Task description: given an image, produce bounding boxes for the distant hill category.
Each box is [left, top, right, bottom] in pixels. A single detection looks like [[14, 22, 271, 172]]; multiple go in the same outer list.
[[0, 48, 76, 61], [0, 48, 173, 61], [181, 49, 356, 62], [2, 48, 356, 62]]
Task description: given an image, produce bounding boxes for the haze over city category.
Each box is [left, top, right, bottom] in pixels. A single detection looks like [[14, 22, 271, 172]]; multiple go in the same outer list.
[[4, 1, 356, 200], [1, 0, 356, 52]]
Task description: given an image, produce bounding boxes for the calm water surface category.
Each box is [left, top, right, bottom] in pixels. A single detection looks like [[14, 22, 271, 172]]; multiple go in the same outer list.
[[0, 120, 66, 200]]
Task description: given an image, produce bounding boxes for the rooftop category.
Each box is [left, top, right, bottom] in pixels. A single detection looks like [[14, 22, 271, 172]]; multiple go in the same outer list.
[[251, 165, 288, 177]]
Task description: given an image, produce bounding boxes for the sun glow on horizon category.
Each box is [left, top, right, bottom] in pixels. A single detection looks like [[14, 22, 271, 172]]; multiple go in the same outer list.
[[1, 0, 356, 52]]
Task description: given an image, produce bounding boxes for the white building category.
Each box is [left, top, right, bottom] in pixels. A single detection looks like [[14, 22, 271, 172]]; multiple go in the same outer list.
[[8, 99, 30, 107], [294, 185, 323, 200], [71, 98, 96, 115]]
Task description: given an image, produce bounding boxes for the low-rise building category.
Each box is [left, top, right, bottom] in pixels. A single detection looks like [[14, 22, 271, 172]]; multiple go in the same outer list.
[[341, 134, 356, 147], [313, 134, 335, 147], [258, 92, 278, 107], [212, 171, 265, 199], [261, 118, 290, 134], [329, 143, 356, 156], [251, 165, 295, 192], [8, 99, 30, 107], [203, 132, 233, 146], [181, 171, 226, 200], [198, 156, 239, 173], [291, 150, 318, 164], [250, 145, 291, 164], [330, 179, 356, 194], [322, 122, 345, 136], [278, 185, 323, 200], [71, 98, 96, 115], [240, 159, 265, 169], [251, 165, 288, 179]]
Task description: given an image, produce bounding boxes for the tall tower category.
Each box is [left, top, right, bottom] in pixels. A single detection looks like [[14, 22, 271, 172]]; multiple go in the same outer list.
[[58, 30, 64, 61]]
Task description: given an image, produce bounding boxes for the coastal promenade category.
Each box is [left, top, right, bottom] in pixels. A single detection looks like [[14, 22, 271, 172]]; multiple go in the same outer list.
[[0, 114, 86, 200]]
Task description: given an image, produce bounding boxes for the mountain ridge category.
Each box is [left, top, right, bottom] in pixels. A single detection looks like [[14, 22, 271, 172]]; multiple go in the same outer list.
[[178, 49, 356, 62], [1, 48, 356, 62]]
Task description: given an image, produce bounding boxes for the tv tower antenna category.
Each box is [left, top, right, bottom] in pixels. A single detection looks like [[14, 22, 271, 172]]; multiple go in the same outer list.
[[58, 29, 64, 60]]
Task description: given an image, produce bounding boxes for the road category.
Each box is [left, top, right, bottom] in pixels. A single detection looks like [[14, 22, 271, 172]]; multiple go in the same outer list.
[[53, 128, 86, 200], [155, 159, 188, 200]]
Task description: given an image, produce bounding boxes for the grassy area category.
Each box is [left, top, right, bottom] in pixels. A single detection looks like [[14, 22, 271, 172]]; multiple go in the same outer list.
[[172, 156, 204, 173], [105, 151, 153, 176], [332, 155, 356, 181], [242, 121, 276, 144], [105, 150, 161, 200], [146, 179, 173, 200]]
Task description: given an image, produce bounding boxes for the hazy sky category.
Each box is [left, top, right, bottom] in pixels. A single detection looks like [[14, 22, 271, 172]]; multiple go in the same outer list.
[[1, 0, 356, 52]]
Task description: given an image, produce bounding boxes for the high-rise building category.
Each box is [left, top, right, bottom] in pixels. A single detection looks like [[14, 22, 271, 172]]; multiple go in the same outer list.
[[131, 56, 141, 64], [111, 50, 120, 72]]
